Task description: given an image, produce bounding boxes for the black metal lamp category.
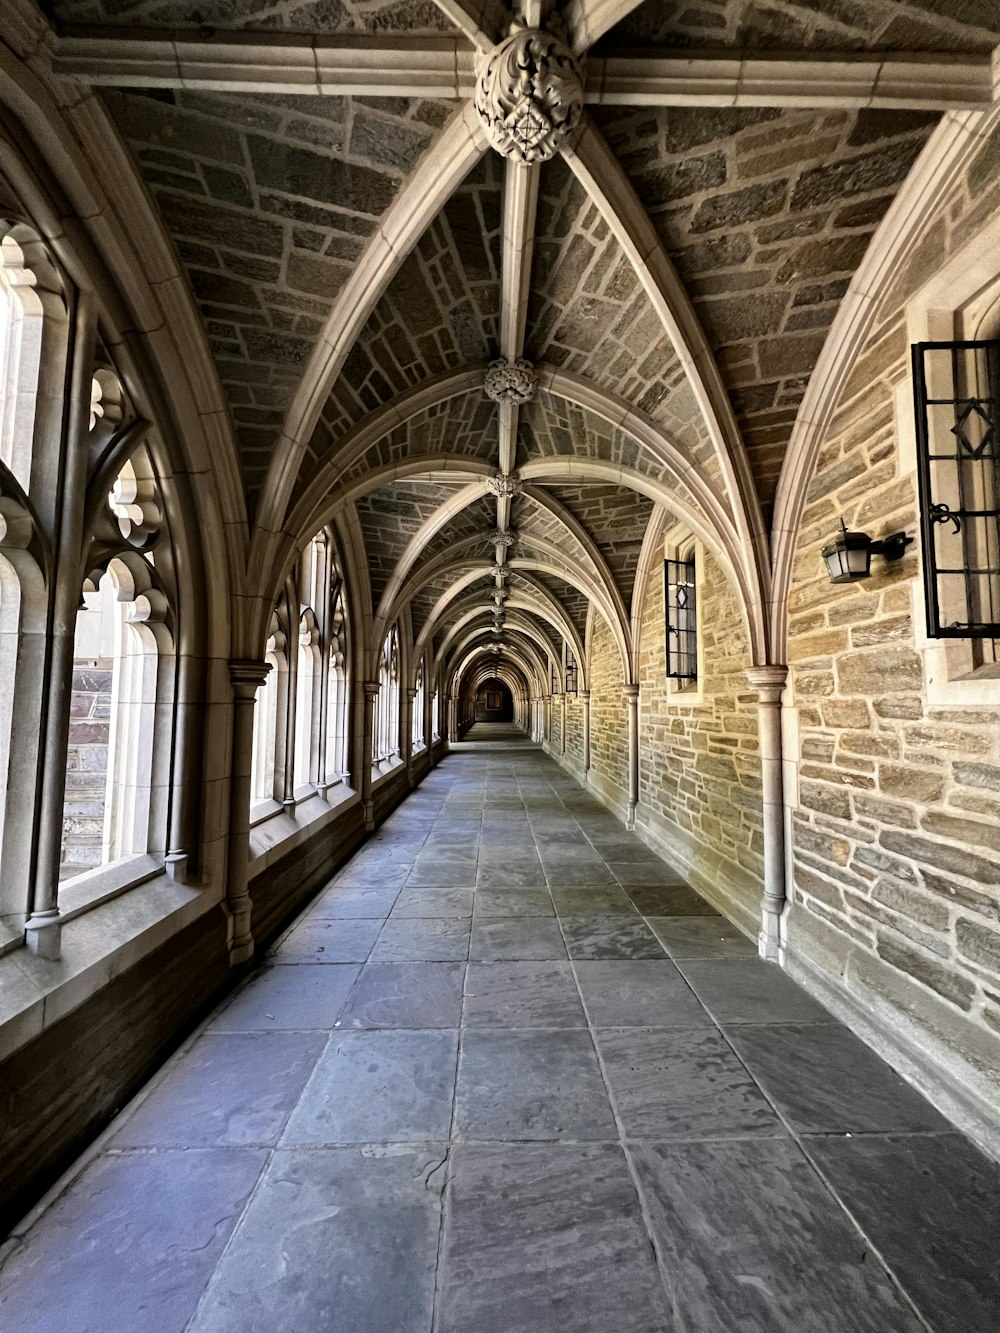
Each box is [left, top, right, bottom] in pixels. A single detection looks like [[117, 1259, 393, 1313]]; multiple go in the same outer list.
[[821, 519, 913, 584]]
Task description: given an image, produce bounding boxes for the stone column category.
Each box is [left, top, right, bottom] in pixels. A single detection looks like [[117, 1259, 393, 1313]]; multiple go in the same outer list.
[[623, 684, 639, 830], [560, 693, 567, 755], [403, 686, 418, 788], [227, 660, 271, 965], [26, 293, 98, 960], [579, 689, 591, 778], [746, 665, 789, 962], [361, 680, 379, 829]]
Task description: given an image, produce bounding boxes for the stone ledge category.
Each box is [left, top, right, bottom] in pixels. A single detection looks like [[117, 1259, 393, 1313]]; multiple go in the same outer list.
[[249, 784, 360, 871], [0, 874, 211, 1065]]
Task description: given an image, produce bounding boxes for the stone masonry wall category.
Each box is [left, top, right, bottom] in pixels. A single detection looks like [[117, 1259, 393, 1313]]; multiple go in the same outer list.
[[587, 616, 628, 807], [60, 659, 112, 879], [785, 119, 1000, 1122], [548, 698, 562, 753], [638, 553, 763, 929], [564, 695, 584, 771]]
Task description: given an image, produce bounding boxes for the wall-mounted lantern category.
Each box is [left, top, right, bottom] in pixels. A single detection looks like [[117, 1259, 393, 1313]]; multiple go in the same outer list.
[[821, 519, 913, 584]]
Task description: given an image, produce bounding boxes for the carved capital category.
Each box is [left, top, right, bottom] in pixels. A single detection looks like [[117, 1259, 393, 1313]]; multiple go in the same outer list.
[[475, 26, 584, 165], [229, 658, 271, 698], [484, 357, 538, 404], [363, 679, 381, 702], [487, 470, 523, 498], [745, 665, 788, 706]]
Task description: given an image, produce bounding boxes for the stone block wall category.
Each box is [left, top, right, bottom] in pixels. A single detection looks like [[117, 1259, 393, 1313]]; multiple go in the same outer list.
[[785, 121, 1000, 1136], [548, 698, 562, 752], [638, 554, 763, 928], [564, 695, 584, 771], [587, 616, 628, 806], [60, 659, 113, 879]]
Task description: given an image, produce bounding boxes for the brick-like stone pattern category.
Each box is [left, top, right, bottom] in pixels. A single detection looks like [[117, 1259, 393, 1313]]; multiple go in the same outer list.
[[105, 88, 450, 506], [594, 105, 937, 514], [548, 700, 562, 751], [528, 157, 709, 462], [352, 480, 476, 608], [529, 570, 590, 643], [55, 0, 452, 34], [564, 694, 584, 769], [314, 154, 502, 456], [60, 659, 112, 879], [613, 1, 1000, 53], [639, 555, 763, 918], [544, 483, 654, 612], [786, 119, 1000, 1057], [332, 394, 499, 503], [588, 616, 629, 796], [519, 390, 706, 512]]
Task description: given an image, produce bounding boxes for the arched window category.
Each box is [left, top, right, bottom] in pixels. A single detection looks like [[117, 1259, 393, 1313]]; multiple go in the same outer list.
[[60, 445, 173, 881], [251, 615, 284, 806], [0, 227, 45, 490], [326, 578, 349, 783], [293, 607, 320, 792], [374, 625, 400, 767], [412, 659, 425, 750]]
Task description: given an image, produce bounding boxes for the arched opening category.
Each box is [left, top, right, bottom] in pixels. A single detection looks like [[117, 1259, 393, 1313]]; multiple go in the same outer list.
[[474, 677, 513, 723]]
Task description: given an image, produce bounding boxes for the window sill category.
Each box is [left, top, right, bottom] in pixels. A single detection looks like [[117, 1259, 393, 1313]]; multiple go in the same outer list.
[[371, 755, 405, 787], [249, 782, 360, 871], [0, 870, 209, 1063], [55, 854, 166, 924]]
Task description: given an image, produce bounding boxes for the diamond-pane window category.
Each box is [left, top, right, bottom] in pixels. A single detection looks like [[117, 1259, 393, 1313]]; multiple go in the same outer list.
[[913, 340, 1000, 638], [665, 558, 697, 681]]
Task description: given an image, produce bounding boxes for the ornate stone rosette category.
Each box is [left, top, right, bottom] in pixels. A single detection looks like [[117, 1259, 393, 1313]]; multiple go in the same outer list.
[[487, 471, 522, 499], [491, 528, 516, 549], [475, 26, 584, 166], [484, 357, 538, 405]]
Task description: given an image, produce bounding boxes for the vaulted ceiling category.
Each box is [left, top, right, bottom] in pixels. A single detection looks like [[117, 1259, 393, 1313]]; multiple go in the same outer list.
[[44, 0, 1000, 695]]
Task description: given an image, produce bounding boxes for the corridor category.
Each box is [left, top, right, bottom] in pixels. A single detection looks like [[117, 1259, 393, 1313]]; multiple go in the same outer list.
[[1, 744, 997, 1333]]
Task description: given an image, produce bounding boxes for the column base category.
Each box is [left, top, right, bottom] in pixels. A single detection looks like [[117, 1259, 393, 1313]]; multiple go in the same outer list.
[[25, 911, 62, 960], [758, 901, 784, 962], [165, 851, 188, 882], [363, 799, 375, 831]]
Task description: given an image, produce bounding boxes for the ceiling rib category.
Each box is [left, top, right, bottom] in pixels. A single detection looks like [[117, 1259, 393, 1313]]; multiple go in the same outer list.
[[52, 34, 997, 111]]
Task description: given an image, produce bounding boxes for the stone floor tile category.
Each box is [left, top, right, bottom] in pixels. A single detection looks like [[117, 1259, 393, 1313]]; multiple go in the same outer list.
[[473, 888, 554, 916], [370, 916, 471, 962], [0, 1149, 266, 1333], [437, 1144, 672, 1332], [647, 916, 756, 960], [406, 861, 478, 888], [596, 1028, 785, 1139], [550, 885, 638, 915], [455, 1031, 616, 1140], [542, 860, 619, 888], [476, 862, 546, 888], [804, 1132, 1000, 1333], [270, 917, 381, 963], [339, 962, 464, 1028], [630, 1139, 924, 1332], [676, 959, 832, 1024], [186, 1147, 444, 1333], [112, 1032, 326, 1148], [560, 915, 668, 960], [389, 887, 475, 917], [463, 962, 586, 1028], [622, 885, 718, 915], [469, 916, 567, 961], [574, 960, 709, 1028], [281, 1030, 458, 1143], [309, 885, 399, 918], [729, 1024, 949, 1133], [333, 864, 410, 890], [606, 859, 688, 886], [209, 964, 361, 1031]]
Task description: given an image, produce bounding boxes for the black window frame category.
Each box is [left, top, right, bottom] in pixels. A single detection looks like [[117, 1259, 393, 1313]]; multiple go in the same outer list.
[[665, 556, 698, 681], [913, 338, 1000, 639]]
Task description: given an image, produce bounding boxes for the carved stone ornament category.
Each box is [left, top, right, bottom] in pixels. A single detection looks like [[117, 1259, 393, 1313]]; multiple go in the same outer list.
[[484, 357, 538, 405], [476, 25, 584, 165], [491, 528, 516, 549], [487, 471, 523, 499]]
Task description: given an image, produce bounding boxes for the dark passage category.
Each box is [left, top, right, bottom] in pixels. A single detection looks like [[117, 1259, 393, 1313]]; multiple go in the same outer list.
[[474, 678, 513, 722]]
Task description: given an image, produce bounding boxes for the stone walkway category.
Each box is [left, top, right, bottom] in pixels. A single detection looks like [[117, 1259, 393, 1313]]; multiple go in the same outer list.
[[1, 743, 998, 1332]]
